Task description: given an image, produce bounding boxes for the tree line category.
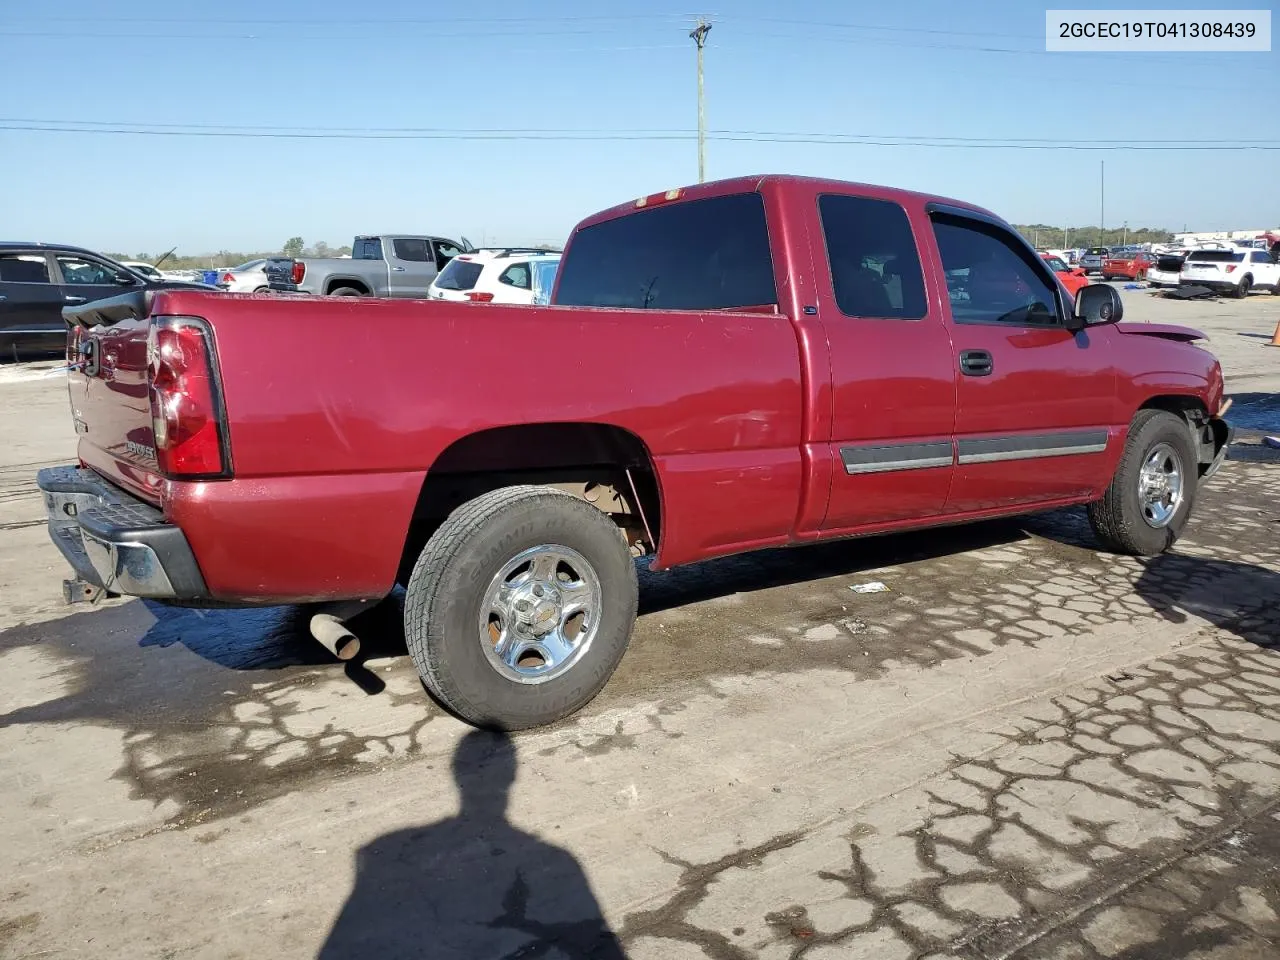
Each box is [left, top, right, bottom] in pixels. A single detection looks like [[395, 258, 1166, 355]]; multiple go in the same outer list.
[[1012, 224, 1175, 250]]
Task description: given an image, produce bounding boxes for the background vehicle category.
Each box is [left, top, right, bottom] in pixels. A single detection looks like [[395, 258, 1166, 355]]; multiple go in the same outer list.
[[120, 261, 164, 282], [1102, 251, 1157, 281], [1040, 252, 1089, 296], [0, 243, 212, 360], [1079, 246, 1112, 274], [1146, 252, 1188, 287], [43, 175, 1231, 730], [429, 249, 561, 305], [217, 259, 270, 294], [266, 234, 471, 297], [1180, 248, 1280, 297]]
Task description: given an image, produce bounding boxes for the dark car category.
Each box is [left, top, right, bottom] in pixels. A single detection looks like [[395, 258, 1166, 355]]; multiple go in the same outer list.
[[1078, 246, 1112, 275], [0, 243, 214, 361]]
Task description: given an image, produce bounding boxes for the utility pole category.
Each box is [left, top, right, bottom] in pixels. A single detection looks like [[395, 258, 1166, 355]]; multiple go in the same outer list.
[[1099, 160, 1105, 247], [1123, 221, 1128, 247], [690, 18, 712, 183], [1064, 225, 1069, 249]]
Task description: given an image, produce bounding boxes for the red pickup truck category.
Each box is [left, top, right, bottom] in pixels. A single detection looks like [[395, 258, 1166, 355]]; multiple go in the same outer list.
[[42, 175, 1231, 729]]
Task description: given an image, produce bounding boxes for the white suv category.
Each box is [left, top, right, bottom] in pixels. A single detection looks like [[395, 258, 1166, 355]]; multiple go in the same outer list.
[[428, 249, 561, 305], [1180, 248, 1280, 297]]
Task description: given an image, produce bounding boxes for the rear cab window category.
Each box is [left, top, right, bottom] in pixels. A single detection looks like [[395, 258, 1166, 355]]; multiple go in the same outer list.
[[352, 238, 384, 261], [554, 192, 776, 310], [434, 258, 484, 291], [818, 194, 927, 319]]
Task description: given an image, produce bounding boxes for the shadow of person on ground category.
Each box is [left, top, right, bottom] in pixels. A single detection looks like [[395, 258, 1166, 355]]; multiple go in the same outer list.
[[1133, 553, 1280, 648], [318, 730, 625, 960]]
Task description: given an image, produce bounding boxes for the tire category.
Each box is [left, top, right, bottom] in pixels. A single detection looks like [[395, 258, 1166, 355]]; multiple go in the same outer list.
[[1101, 274, 1113, 282], [1234, 276, 1252, 298], [403, 485, 638, 730], [253, 286, 268, 294], [1271, 282, 1280, 296], [328, 286, 364, 297], [1087, 409, 1198, 556]]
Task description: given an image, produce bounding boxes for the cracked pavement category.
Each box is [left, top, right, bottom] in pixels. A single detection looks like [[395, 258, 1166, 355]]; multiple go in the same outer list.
[[2, 293, 1280, 959]]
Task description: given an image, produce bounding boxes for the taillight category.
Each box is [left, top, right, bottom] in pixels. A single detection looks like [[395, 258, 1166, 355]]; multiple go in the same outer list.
[[290, 262, 305, 285], [221, 272, 234, 284], [146, 316, 231, 478], [1225, 265, 1237, 273], [465, 291, 495, 302]]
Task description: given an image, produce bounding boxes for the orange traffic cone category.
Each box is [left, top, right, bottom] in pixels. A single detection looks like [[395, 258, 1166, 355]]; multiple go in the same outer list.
[[1271, 318, 1280, 347]]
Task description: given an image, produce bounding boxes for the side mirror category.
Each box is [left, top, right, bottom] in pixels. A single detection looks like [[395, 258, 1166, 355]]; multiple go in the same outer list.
[[115, 273, 140, 286], [1069, 283, 1123, 332]]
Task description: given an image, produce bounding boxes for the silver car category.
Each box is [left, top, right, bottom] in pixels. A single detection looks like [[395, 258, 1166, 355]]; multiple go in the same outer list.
[[216, 259, 270, 294]]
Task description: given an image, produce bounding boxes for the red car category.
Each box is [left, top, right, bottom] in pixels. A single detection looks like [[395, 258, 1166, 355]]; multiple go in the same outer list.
[[1041, 252, 1090, 296], [44, 175, 1232, 729], [1102, 251, 1157, 281]]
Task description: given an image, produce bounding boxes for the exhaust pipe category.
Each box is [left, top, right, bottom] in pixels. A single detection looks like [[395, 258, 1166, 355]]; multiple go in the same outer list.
[[310, 614, 360, 660]]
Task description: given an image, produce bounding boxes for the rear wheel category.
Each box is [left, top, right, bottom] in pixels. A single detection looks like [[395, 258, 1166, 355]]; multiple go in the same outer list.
[[328, 286, 363, 297], [1235, 276, 1252, 298], [1087, 409, 1198, 555], [403, 485, 638, 730]]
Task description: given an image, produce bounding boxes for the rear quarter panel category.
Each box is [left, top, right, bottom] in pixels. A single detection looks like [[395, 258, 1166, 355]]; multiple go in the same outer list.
[[152, 291, 804, 599]]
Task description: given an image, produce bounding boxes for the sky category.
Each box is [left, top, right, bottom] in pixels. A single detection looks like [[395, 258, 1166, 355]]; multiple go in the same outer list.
[[1, 1, 1276, 255]]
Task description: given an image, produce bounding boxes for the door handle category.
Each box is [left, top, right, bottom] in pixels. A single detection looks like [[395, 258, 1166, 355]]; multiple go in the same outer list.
[[959, 349, 993, 377], [0, 294, 6, 301], [391, 266, 406, 272], [64, 295, 87, 304]]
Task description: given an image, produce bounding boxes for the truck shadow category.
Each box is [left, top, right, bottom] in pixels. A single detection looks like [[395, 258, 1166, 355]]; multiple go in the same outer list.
[[1132, 553, 1280, 649]]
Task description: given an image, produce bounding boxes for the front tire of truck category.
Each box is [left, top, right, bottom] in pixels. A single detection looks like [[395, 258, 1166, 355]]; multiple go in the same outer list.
[[1087, 409, 1198, 556], [403, 485, 638, 730]]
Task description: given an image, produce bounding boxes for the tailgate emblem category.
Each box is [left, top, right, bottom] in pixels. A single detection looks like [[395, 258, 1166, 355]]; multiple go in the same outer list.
[[126, 440, 157, 462]]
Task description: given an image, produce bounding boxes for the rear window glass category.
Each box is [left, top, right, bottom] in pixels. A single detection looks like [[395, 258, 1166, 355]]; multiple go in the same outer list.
[[393, 238, 431, 262], [1085, 247, 1109, 255], [819, 194, 926, 319], [0, 255, 50, 283], [434, 258, 483, 291], [352, 238, 384, 260], [1188, 251, 1245, 262], [554, 192, 777, 310]]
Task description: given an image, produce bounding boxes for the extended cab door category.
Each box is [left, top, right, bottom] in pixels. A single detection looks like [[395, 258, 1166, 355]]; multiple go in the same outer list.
[[928, 207, 1117, 513], [387, 237, 448, 298], [811, 190, 957, 530]]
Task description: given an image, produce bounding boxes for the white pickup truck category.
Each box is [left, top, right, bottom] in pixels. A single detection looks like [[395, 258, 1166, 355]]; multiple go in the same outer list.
[[265, 234, 472, 297]]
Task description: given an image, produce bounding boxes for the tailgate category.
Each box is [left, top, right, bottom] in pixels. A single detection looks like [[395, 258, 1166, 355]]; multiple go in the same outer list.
[[64, 291, 163, 504], [265, 258, 299, 290]]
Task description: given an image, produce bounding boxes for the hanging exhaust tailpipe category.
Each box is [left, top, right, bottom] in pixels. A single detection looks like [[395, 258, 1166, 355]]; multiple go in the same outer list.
[[310, 613, 360, 660]]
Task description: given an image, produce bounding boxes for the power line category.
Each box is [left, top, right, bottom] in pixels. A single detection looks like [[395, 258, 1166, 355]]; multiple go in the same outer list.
[[2, 122, 1276, 150]]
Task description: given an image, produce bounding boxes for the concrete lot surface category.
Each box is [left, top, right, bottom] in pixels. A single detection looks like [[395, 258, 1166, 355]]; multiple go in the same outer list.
[[1, 288, 1279, 959]]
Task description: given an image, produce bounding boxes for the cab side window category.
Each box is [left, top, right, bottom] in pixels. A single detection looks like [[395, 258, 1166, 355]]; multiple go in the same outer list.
[[819, 195, 927, 319], [393, 238, 431, 263], [931, 215, 1061, 326]]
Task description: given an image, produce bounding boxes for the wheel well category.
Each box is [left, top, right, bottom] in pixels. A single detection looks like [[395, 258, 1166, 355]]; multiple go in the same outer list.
[[397, 423, 662, 583], [1138, 395, 1220, 473], [326, 278, 370, 295]]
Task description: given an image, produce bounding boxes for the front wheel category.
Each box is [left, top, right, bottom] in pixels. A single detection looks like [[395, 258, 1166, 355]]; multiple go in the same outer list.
[[404, 485, 638, 730], [1087, 409, 1198, 555]]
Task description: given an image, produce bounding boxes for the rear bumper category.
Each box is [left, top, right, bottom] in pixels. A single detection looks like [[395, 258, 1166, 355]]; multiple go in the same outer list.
[[1146, 270, 1180, 287], [1180, 278, 1235, 292], [36, 466, 208, 599]]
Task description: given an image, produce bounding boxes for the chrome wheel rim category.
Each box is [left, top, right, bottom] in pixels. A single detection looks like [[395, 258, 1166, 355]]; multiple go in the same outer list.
[[478, 544, 601, 685], [1138, 442, 1183, 528]]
